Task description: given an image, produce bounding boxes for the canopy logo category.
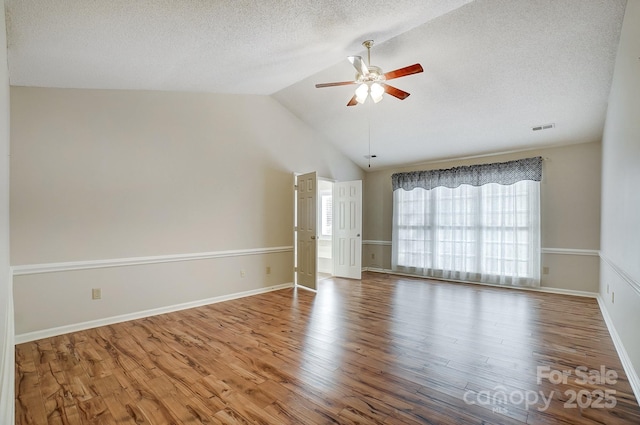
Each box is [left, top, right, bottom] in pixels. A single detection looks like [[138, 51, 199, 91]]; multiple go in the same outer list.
[[463, 365, 619, 415]]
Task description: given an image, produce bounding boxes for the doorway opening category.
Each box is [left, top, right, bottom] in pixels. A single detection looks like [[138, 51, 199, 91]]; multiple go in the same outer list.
[[294, 172, 362, 291], [317, 179, 334, 281]]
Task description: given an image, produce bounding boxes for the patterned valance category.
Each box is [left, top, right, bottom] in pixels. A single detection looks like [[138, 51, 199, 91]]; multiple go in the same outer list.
[[392, 157, 543, 191]]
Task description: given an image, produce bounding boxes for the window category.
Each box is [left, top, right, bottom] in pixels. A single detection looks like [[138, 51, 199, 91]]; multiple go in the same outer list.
[[321, 194, 332, 236], [392, 157, 542, 287]]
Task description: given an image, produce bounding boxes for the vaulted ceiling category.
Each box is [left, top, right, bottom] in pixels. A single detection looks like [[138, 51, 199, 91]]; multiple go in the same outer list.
[[5, 0, 627, 169]]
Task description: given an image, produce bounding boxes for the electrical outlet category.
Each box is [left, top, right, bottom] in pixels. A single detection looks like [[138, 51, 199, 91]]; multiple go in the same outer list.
[[266, 266, 271, 275], [371, 253, 375, 259], [542, 266, 549, 275], [92, 288, 101, 300], [240, 270, 245, 278]]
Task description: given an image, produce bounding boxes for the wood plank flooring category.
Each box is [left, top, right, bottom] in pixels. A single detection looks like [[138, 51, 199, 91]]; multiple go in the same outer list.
[[15, 272, 640, 424]]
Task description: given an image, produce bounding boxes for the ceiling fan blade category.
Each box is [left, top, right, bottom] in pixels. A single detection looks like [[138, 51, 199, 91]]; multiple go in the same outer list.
[[315, 81, 357, 88], [383, 63, 424, 81], [382, 83, 410, 100], [347, 95, 359, 106], [348, 55, 369, 76]]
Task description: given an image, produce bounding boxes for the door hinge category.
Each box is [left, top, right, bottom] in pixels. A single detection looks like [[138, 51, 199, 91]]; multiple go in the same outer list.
[[294, 184, 299, 190], [294, 266, 298, 272], [294, 226, 298, 231]]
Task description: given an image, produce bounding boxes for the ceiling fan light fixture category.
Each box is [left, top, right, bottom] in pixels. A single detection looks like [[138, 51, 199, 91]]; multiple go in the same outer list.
[[315, 39, 423, 107], [370, 83, 384, 103], [355, 83, 369, 104]]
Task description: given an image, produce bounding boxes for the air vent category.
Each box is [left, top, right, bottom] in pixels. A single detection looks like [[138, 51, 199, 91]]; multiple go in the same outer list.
[[532, 123, 555, 131]]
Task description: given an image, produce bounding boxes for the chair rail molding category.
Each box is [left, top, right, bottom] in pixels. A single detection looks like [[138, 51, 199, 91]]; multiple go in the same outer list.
[[599, 253, 640, 297], [363, 242, 599, 256], [541, 248, 599, 256], [362, 240, 392, 246], [12, 246, 294, 276]]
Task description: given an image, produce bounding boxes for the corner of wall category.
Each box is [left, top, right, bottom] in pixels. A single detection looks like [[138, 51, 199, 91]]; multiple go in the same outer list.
[[597, 0, 640, 406], [0, 0, 16, 422], [0, 275, 15, 425]]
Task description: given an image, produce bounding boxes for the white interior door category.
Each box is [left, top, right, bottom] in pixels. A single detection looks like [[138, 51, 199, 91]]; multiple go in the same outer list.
[[333, 180, 362, 279], [296, 172, 317, 290]]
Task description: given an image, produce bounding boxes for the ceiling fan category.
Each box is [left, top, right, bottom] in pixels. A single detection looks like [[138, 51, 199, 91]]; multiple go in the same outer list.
[[315, 40, 424, 106]]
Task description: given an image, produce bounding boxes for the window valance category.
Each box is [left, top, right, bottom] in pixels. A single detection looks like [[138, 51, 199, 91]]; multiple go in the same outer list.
[[391, 156, 543, 192]]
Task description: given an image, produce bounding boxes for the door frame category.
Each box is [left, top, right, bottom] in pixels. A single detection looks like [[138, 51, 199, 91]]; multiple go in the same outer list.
[[294, 172, 362, 289]]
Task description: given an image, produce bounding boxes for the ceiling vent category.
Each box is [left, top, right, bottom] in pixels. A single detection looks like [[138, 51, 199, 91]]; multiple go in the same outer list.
[[532, 123, 555, 131]]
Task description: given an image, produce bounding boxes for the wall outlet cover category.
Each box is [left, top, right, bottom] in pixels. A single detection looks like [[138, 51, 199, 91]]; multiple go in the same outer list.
[[92, 288, 101, 300]]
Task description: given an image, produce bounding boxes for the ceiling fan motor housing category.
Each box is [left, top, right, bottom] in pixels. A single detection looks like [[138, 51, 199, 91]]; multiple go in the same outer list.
[[357, 65, 385, 83]]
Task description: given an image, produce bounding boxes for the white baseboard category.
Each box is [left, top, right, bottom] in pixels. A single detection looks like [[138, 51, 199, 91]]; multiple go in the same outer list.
[[363, 267, 597, 298], [15, 282, 293, 344], [596, 295, 640, 404], [532, 286, 598, 298]]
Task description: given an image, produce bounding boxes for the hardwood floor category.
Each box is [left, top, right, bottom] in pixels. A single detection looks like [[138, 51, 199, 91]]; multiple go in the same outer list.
[[15, 272, 640, 424]]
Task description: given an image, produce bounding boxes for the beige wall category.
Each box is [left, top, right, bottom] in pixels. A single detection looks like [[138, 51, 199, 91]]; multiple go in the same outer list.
[[599, 0, 640, 393], [362, 142, 602, 292], [0, 0, 15, 422], [11, 87, 363, 336]]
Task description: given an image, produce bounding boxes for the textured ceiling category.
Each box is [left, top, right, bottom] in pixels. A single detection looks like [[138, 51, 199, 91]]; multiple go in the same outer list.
[[5, 0, 627, 170], [6, 0, 471, 94]]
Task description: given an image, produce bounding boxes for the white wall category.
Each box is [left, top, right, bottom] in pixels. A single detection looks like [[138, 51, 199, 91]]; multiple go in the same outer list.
[[10, 87, 363, 338], [0, 0, 15, 422], [599, 0, 640, 397], [363, 142, 602, 293]]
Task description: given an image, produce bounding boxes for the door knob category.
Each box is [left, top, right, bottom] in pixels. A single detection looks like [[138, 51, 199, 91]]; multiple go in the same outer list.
[[310, 235, 316, 240], [357, 234, 361, 237]]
